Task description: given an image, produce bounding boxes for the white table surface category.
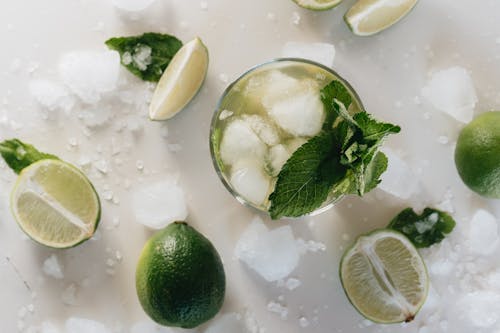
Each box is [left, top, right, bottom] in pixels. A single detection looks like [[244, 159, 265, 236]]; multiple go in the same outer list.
[[1, 0, 500, 332]]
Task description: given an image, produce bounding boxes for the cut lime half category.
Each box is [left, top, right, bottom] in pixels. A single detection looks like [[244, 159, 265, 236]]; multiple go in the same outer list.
[[340, 229, 428, 323], [292, 0, 343, 11], [149, 37, 209, 121], [345, 0, 418, 36], [11, 159, 101, 248]]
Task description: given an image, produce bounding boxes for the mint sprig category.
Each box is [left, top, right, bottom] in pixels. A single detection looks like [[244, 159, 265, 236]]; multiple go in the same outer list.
[[0, 139, 59, 174], [388, 208, 456, 248], [268, 80, 400, 220], [105, 33, 182, 82]]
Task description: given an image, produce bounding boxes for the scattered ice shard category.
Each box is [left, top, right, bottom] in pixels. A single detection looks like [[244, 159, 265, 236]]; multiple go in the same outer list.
[[42, 254, 64, 279], [58, 50, 120, 104], [458, 291, 500, 328], [112, 0, 157, 12], [421, 66, 477, 123], [29, 79, 75, 113], [230, 160, 271, 207], [205, 313, 247, 333], [235, 216, 300, 282], [282, 41, 335, 68], [132, 177, 188, 229], [220, 118, 267, 166], [468, 209, 499, 255], [266, 144, 291, 176], [65, 317, 110, 333], [378, 148, 419, 200]]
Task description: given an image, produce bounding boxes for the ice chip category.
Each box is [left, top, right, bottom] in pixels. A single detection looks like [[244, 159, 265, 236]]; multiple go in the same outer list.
[[378, 148, 419, 199], [132, 177, 188, 229], [421, 67, 477, 123], [112, 0, 156, 11], [235, 216, 300, 281], [59, 50, 120, 104], [205, 313, 247, 333], [220, 118, 267, 166], [42, 254, 63, 279], [242, 114, 280, 146], [79, 106, 113, 128], [266, 144, 291, 176], [65, 317, 110, 333], [268, 89, 324, 137], [282, 41, 335, 68], [459, 292, 500, 328], [468, 209, 499, 255], [230, 160, 271, 207], [29, 79, 75, 113]]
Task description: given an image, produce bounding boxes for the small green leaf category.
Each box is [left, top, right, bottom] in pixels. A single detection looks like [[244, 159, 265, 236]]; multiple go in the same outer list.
[[388, 208, 456, 248], [0, 139, 59, 174], [105, 32, 182, 82], [321, 80, 353, 129]]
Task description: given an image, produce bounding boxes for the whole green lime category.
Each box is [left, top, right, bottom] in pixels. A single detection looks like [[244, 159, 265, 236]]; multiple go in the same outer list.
[[136, 222, 225, 328], [455, 111, 500, 198]]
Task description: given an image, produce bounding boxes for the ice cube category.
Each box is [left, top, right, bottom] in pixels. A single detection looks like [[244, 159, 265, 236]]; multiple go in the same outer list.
[[245, 70, 299, 109], [230, 160, 271, 207], [458, 291, 500, 328], [29, 79, 75, 113], [234, 216, 300, 282], [132, 177, 188, 229], [468, 209, 499, 255], [65, 317, 110, 333], [40, 322, 60, 333], [267, 88, 324, 137], [378, 148, 419, 200], [42, 254, 64, 279], [58, 50, 120, 104], [242, 114, 280, 146], [112, 0, 156, 11], [266, 144, 291, 176], [205, 313, 247, 333], [421, 67, 477, 123], [282, 41, 335, 68], [220, 118, 267, 166]]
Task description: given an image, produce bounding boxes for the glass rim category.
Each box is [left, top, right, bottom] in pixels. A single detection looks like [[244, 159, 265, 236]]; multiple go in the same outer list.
[[209, 57, 364, 217]]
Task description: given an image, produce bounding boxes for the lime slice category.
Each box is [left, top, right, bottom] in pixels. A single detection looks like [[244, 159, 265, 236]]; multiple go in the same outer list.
[[149, 37, 209, 121], [344, 0, 418, 36], [340, 229, 428, 323], [11, 159, 101, 248], [292, 0, 343, 11]]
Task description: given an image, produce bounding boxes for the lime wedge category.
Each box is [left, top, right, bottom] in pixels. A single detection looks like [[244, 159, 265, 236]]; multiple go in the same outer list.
[[149, 37, 209, 121], [340, 229, 428, 323], [11, 159, 100, 248], [344, 0, 418, 36], [292, 0, 343, 11]]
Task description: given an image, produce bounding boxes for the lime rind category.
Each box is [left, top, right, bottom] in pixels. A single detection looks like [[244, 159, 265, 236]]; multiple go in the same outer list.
[[10, 159, 101, 249], [340, 229, 428, 323], [344, 0, 419, 36], [293, 0, 343, 11]]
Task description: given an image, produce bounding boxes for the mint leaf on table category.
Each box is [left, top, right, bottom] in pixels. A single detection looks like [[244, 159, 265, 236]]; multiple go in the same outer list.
[[388, 208, 456, 248], [105, 33, 182, 82], [268, 80, 400, 219], [0, 139, 59, 174]]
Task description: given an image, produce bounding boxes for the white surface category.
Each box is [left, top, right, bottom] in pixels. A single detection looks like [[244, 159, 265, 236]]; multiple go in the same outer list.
[[0, 1, 500, 332]]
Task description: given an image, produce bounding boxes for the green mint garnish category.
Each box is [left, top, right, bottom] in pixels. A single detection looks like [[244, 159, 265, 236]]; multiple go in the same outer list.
[[268, 80, 401, 220], [388, 208, 456, 248], [105, 33, 182, 82], [0, 139, 59, 174]]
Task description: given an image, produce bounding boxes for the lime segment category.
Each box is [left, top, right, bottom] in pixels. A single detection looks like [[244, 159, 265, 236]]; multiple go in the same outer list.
[[11, 159, 100, 248], [292, 0, 343, 11], [345, 0, 418, 36], [149, 37, 209, 120], [340, 229, 428, 323]]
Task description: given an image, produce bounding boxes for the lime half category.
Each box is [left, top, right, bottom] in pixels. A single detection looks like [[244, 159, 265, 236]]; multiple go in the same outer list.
[[344, 0, 418, 36], [11, 159, 100, 248], [149, 37, 209, 121], [340, 229, 428, 323], [292, 0, 343, 11]]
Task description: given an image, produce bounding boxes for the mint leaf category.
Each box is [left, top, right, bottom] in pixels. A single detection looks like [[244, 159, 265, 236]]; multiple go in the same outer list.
[[320, 80, 352, 129], [105, 33, 182, 82], [388, 208, 456, 248], [269, 131, 346, 219], [0, 139, 59, 174]]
